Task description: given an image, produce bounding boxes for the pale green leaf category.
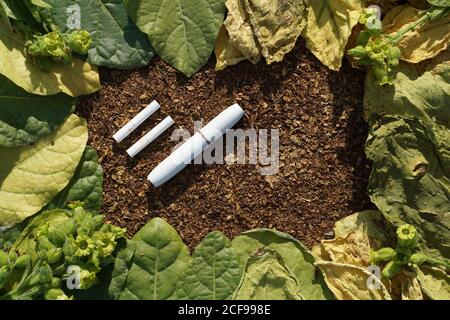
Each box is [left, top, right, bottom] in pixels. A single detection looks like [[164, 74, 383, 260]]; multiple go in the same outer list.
[[231, 229, 333, 300], [222, 0, 261, 66], [233, 249, 303, 300], [109, 218, 191, 300], [125, 0, 226, 77], [414, 265, 450, 300], [176, 231, 241, 300], [0, 75, 75, 148], [427, 0, 450, 7], [0, 115, 88, 228]]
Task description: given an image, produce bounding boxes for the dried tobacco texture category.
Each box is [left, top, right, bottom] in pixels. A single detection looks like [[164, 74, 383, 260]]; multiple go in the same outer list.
[[365, 116, 450, 261], [244, 0, 306, 64], [382, 5, 450, 63], [364, 56, 450, 261], [223, 0, 261, 64], [315, 261, 392, 300], [414, 265, 450, 299], [313, 211, 390, 267], [215, 26, 247, 71]]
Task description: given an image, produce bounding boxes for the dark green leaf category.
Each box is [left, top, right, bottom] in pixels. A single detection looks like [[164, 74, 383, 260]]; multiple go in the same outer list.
[[48, 0, 154, 69], [125, 0, 226, 77], [0, 75, 75, 148], [109, 218, 191, 300], [46, 146, 103, 212], [176, 231, 241, 300]]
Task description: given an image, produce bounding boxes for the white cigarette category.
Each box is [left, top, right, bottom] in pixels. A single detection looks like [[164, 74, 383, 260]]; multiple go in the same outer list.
[[113, 100, 160, 143], [127, 116, 175, 158]]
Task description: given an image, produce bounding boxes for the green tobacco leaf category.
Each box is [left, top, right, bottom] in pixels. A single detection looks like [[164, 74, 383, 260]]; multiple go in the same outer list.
[[0, 20, 101, 97], [0, 75, 75, 148], [315, 261, 392, 300], [304, 0, 363, 71], [125, 0, 226, 77], [109, 218, 191, 300], [46, 146, 103, 212], [231, 229, 333, 300], [364, 58, 450, 128], [414, 265, 450, 300], [233, 249, 303, 300], [366, 115, 450, 260], [48, 0, 154, 70], [244, 0, 306, 64], [0, 115, 88, 228], [427, 0, 450, 7], [176, 231, 241, 300]]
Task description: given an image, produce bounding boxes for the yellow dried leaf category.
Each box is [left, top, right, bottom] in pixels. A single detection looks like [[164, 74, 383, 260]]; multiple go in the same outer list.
[[383, 5, 450, 63], [215, 26, 247, 71], [305, 0, 363, 71], [244, 0, 306, 64], [315, 261, 392, 300], [0, 20, 101, 97], [320, 211, 388, 266], [399, 271, 423, 300], [223, 0, 261, 64]]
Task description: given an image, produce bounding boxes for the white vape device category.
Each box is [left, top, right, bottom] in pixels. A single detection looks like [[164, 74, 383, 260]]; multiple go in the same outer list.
[[148, 104, 245, 187]]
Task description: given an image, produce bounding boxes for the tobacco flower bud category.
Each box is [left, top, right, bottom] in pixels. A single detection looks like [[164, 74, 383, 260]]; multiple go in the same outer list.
[[13, 255, 31, 269], [45, 288, 72, 300], [348, 46, 368, 59], [66, 30, 92, 55], [381, 259, 403, 278], [371, 247, 397, 263], [0, 250, 9, 267]]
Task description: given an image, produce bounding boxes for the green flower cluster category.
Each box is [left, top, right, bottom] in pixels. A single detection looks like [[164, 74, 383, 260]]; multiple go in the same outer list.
[[348, 8, 401, 85], [25, 29, 92, 71], [0, 207, 125, 300], [349, 5, 450, 85], [371, 224, 449, 279]]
